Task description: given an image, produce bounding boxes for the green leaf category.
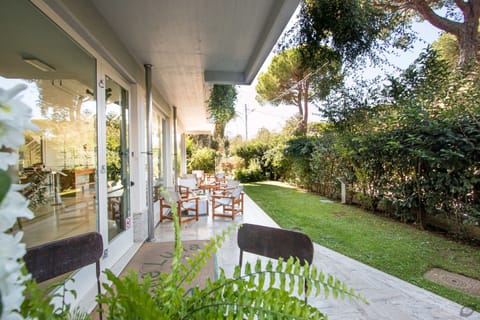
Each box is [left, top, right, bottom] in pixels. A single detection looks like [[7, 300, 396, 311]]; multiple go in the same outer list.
[[323, 284, 330, 299], [245, 262, 252, 275], [255, 259, 261, 273], [0, 170, 11, 204]]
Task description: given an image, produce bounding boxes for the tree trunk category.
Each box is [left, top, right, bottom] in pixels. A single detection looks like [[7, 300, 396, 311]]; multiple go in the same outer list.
[[303, 80, 309, 133], [296, 88, 303, 118], [458, 19, 480, 65], [297, 83, 307, 134], [407, 0, 480, 65], [415, 159, 425, 228]]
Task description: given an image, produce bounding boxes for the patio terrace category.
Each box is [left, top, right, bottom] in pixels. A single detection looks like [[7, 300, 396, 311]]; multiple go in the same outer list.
[[152, 193, 479, 320]]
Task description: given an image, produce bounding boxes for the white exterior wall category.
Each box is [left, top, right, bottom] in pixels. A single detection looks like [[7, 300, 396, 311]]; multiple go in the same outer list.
[[31, 0, 177, 312]]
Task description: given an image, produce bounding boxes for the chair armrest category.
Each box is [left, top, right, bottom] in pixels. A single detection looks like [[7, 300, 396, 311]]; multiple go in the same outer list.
[[160, 197, 172, 208], [210, 194, 232, 199], [178, 185, 190, 194], [211, 194, 234, 206], [212, 187, 236, 196], [179, 196, 199, 203]]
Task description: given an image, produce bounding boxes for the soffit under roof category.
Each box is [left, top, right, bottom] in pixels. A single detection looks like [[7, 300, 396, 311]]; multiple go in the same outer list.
[[90, 0, 299, 133]]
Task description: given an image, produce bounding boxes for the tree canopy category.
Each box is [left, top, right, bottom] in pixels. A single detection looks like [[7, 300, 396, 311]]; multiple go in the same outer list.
[[256, 46, 342, 134], [238, 47, 480, 242], [375, 0, 480, 65], [286, 0, 396, 64], [207, 84, 237, 141], [292, 0, 480, 66], [432, 32, 460, 67]]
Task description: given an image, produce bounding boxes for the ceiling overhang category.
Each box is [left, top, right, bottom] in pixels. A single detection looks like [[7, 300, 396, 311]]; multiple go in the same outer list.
[[90, 0, 299, 134]]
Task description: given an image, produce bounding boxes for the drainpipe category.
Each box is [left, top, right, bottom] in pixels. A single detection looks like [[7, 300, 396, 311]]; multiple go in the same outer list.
[[145, 64, 154, 241], [173, 106, 178, 185]]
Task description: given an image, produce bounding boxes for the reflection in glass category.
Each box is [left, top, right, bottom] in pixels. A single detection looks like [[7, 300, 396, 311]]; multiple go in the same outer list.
[[151, 113, 165, 202], [3, 77, 97, 248], [105, 76, 129, 241], [1, 0, 97, 248], [152, 114, 164, 183]]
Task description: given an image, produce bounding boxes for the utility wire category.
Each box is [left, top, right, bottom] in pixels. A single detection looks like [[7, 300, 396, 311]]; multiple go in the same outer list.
[[270, 63, 328, 104]]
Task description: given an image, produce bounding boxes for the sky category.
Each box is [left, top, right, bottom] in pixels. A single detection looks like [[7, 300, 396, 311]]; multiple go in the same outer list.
[[225, 16, 444, 140]]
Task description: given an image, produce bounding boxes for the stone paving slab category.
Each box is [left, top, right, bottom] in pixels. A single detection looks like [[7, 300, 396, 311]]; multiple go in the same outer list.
[[425, 268, 480, 296]]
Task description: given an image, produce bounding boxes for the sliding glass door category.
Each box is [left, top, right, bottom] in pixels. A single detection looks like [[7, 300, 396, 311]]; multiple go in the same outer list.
[[105, 75, 130, 241]]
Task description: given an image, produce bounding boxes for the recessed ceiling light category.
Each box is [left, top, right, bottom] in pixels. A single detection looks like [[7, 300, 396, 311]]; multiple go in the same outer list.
[[23, 57, 56, 72]]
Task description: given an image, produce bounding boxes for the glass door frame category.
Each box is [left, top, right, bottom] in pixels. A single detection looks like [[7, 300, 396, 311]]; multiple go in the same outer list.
[[152, 108, 169, 188], [97, 62, 132, 250]]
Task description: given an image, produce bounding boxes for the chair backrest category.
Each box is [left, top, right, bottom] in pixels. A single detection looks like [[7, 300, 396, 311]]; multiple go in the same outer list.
[[226, 179, 240, 188], [160, 190, 180, 205], [237, 223, 313, 267], [192, 170, 204, 178], [24, 232, 103, 283], [179, 178, 197, 189], [24, 232, 104, 319], [231, 186, 243, 199]]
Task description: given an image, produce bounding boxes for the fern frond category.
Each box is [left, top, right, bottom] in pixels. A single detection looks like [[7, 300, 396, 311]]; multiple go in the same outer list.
[[187, 256, 366, 318], [178, 225, 236, 287]]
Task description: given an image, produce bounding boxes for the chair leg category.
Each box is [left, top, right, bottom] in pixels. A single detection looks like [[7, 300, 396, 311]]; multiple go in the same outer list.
[[304, 279, 308, 304], [240, 193, 244, 215], [96, 261, 103, 320], [212, 198, 216, 219], [239, 249, 243, 268]]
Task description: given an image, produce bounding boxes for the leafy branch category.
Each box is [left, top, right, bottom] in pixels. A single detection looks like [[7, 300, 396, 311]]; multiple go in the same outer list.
[[183, 257, 366, 319]]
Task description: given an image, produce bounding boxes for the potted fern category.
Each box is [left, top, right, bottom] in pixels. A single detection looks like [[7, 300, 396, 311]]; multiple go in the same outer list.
[[97, 204, 365, 319]]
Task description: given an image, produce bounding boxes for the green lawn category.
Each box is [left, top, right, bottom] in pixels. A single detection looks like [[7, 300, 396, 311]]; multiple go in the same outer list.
[[244, 181, 480, 311]]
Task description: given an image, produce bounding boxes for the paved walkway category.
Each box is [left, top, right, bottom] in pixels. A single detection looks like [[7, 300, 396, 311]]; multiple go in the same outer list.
[[154, 194, 479, 320]]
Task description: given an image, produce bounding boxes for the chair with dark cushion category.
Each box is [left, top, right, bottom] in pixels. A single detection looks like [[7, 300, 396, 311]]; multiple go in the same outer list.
[[24, 232, 104, 319], [237, 223, 314, 302]]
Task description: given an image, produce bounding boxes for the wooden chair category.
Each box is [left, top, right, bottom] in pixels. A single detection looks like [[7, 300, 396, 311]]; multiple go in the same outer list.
[[192, 170, 205, 185], [214, 171, 227, 187], [159, 191, 199, 225], [178, 177, 199, 199], [237, 223, 314, 303], [24, 232, 104, 319], [211, 186, 244, 220], [210, 179, 239, 196]]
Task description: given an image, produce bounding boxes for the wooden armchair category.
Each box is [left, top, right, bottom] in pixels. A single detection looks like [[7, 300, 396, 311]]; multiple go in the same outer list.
[[192, 170, 205, 186], [210, 179, 240, 196], [214, 171, 227, 188], [211, 185, 244, 220], [159, 191, 199, 225], [178, 177, 199, 199]]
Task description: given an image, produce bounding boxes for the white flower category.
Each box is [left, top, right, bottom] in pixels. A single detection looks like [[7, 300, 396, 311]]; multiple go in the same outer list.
[[0, 232, 29, 320], [0, 152, 19, 171], [0, 84, 37, 320], [0, 84, 38, 150], [0, 187, 33, 232]]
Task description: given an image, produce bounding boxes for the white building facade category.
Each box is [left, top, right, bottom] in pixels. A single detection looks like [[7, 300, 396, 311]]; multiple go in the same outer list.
[[1, 0, 299, 311]]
